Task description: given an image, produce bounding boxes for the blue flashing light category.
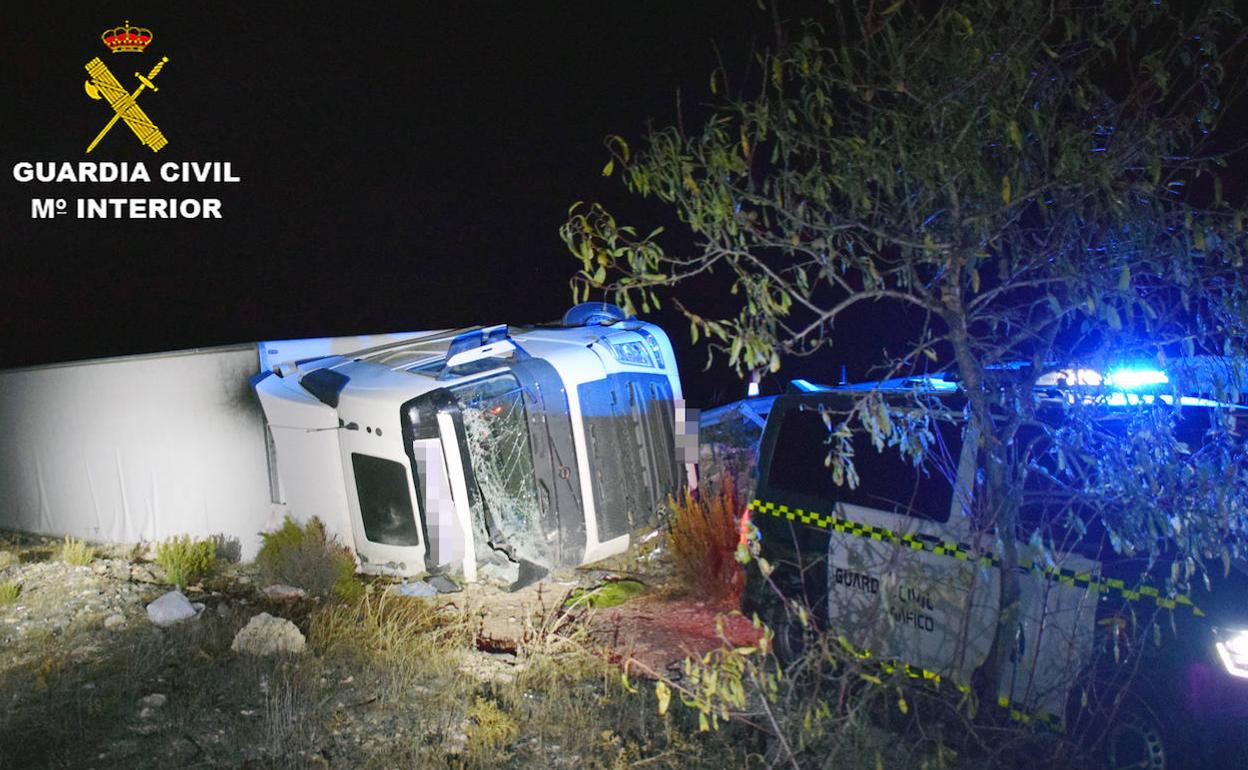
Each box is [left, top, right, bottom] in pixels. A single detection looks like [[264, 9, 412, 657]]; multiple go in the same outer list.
[[1105, 368, 1169, 390]]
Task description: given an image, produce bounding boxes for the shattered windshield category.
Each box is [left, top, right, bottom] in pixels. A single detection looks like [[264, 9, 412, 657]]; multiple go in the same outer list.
[[452, 373, 545, 564]]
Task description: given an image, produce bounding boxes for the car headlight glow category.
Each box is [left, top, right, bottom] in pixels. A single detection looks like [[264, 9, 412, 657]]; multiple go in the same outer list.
[[1214, 628, 1248, 679]]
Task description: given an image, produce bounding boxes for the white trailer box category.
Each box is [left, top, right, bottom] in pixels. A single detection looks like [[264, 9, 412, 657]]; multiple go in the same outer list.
[[0, 345, 279, 558]]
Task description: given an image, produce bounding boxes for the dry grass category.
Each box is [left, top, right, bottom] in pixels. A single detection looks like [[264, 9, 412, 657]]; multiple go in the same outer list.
[[57, 535, 93, 566], [312, 591, 470, 659], [0, 543, 751, 769], [464, 695, 520, 764], [669, 476, 745, 604]]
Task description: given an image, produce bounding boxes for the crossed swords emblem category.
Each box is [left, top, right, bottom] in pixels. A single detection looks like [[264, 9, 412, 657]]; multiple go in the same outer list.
[[83, 56, 169, 153]]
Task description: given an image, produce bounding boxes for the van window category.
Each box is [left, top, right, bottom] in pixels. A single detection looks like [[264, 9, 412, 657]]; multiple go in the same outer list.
[[352, 454, 422, 546], [765, 404, 960, 522]]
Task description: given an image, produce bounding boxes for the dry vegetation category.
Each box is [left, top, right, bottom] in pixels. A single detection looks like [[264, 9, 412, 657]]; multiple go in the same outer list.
[[0, 505, 1102, 770], [57, 535, 93, 567], [153, 535, 216, 589], [0, 532, 755, 768], [668, 477, 746, 605]]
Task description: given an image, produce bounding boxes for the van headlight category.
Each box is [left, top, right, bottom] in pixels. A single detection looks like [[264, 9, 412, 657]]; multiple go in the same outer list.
[[1214, 628, 1248, 679]]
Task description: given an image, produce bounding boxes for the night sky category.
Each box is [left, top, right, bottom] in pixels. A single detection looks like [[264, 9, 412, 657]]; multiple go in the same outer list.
[[0, 2, 933, 406]]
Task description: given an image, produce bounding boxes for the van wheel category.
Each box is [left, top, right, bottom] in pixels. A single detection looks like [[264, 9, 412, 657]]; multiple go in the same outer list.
[[764, 603, 810, 666], [1103, 701, 1169, 770]]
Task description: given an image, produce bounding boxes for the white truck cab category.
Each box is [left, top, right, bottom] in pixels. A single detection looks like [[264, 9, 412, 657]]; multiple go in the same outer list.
[[254, 306, 686, 585]]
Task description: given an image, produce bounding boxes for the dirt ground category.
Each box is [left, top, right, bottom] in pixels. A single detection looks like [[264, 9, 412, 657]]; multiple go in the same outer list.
[[0, 531, 762, 769], [432, 571, 757, 673]]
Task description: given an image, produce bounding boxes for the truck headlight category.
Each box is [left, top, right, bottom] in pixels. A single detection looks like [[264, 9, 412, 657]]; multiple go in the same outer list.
[[1214, 628, 1248, 679], [608, 341, 653, 367]]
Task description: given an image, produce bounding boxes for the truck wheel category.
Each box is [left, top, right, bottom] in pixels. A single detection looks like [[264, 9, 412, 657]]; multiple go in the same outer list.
[[562, 302, 627, 327]]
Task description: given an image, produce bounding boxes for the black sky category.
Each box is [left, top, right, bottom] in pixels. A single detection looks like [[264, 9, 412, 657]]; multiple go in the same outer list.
[[1, 2, 802, 402]]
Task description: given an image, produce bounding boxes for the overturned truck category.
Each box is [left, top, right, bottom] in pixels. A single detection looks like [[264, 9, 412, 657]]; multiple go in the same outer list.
[[255, 307, 686, 585]]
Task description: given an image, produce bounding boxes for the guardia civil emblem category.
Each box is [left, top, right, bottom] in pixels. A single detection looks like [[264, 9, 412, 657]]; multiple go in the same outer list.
[[83, 21, 169, 154]]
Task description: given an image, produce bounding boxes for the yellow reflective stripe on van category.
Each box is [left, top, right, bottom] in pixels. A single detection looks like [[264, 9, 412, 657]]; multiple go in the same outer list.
[[997, 696, 1064, 731], [836, 636, 1063, 731], [751, 499, 986, 564], [750, 498, 1205, 617]]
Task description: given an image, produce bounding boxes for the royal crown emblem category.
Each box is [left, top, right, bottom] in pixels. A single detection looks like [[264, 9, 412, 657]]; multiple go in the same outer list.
[[101, 21, 152, 54]]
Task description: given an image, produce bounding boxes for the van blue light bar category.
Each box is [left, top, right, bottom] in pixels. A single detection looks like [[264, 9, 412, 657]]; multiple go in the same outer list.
[[790, 379, 829, 392], [1105, 368, 1169, 390]]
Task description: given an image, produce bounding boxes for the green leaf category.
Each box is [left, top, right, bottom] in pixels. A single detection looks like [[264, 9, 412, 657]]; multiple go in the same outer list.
[[951, 10, 973, 35], [1001, 175, 1012, 204], [1008, 120, 1023, 150], [602, 159, 614, 177], [605, 135, 630, 162], [1105, 305, 1121, 330], [592, 265, 607, 284], [1118, 265, 1131, 293], [655, 680, 671, 715]]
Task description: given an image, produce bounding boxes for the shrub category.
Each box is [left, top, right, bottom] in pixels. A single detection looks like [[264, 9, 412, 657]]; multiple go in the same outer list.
[[58, 536, 93, 566], [465, 696, 520, 763], [210, 533, 242, 564], [0, 580, 19, 604], [564, 578, 647, 609], [154, 535, 217, 588], [669, 476, 744, 604], [257, 516, 360, 600]]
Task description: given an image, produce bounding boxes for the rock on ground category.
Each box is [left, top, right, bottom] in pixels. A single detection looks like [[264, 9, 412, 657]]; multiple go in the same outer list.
[[261, 583, 307, 601], [146, 591, 203, 627], [139, 693, 167, 708], [230, 612, 306, 656]]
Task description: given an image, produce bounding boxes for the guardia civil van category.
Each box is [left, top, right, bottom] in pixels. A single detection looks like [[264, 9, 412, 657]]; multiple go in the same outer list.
[[254, 304, 686, 587], [741, 370, 1248, 769]]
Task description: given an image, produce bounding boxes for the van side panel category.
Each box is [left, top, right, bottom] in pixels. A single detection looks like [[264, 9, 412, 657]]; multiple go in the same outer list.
[[748, 394, 999, 686]]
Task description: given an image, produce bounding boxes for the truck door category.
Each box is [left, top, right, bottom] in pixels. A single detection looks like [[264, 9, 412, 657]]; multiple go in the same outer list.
[[336, 396, 426, 575]]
